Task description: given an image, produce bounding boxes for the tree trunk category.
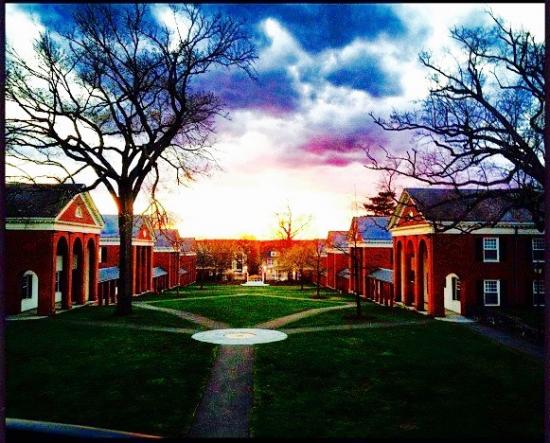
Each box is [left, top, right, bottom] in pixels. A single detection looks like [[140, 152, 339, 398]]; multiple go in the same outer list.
[[199, 271, 204, 289], [353, 253, 362, 318], [316, 269, 321, 298], [116, 194, 134, 316], [300, 268, 304, 291]]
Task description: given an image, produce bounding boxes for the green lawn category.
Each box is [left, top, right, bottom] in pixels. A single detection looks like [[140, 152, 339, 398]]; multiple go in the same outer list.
[[136, 283, 349, 303], [7, 284, 543, 439], [252, 322, 543, 439], [155, 296, 345, 327], [286, 301, 424, 328], [56, 304, 201, 329], [6, 319, 215, 437]]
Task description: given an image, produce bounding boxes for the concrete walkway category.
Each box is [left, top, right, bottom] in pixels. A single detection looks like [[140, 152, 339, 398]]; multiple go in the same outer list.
[[462, 323, 543, 360], [282, 320, 430, 335], [135, 302, 229, 329], [187, 345, 254, 438], [255, 304, 354, 329], [60, 319, 196, 335]]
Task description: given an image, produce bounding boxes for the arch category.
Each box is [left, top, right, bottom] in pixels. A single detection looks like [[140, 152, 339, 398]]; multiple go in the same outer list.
[[403, 239, 415, 305], [21, 270, 39, 312], [395, 241, 403, 303], [72, 237, 84, 304], [56, 236, 70, 309], [86, 238, 97, 302], [444, 273, 462, 314], [417, 240, 429, 311]]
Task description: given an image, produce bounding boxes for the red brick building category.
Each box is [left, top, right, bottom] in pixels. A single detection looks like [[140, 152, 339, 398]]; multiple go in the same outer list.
[[6, 184, 104, 315], [179, 238, 197, 286], [153, 229, 180, 293], [389, 188, 545, 317], [98, 214, 154, 303], [322, 231, 350, 294], [348, 216, 393, 299]]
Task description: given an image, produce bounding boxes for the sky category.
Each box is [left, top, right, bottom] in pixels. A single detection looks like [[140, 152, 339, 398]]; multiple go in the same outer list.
[[6, 3, 544, 239]]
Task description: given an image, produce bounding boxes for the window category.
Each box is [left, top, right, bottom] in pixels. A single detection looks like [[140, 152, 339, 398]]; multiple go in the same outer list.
[[270, 251, 278, 257], [100, 247, 108, 263], [483, 280, 500, 306], [483, 237, 499, 262], [451, 277, 461, 301], [75, 206, 83, 218], [533, 280, 544, 306], [55, 271, 62, 292], [532, 238, 544, 263], [21, 274, 33, 299], [267, 258, 273, 266]]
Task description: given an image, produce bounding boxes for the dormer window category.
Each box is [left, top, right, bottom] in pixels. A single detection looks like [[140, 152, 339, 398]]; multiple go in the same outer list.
[[75, 206, 83, 218]]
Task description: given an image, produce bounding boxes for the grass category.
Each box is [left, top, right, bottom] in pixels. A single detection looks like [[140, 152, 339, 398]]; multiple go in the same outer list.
[[286, 300, 424, 328], [6, 319, 215, 437], [55, 304, 201, 329], [136, 283, 349, 303], [252, 322, 543, 439], [155, 296, 345, 327]]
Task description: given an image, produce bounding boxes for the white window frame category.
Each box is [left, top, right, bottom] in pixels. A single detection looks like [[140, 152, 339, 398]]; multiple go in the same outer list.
[[532, 238, 545, 263], [482, 237, 500, 263], [533, 280, 544, 306], [483, 279, 500, 306], [75, 206, 83, 218]]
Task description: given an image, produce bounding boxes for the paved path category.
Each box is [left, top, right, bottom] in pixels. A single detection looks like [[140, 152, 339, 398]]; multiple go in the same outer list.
[[462, 323, 543, 360], [135, 302, 229, 329], [282, 320, 430, 335], [140, 294, 249, 304], [187, 345, 254, 438], [255, 304, 354, 329], [60, 319, 196, 335]]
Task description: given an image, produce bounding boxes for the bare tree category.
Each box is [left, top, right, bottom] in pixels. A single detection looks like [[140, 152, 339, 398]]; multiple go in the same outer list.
[[6, 4, 256, 315], [311, 239, 327, 299], [275, 204, 312, 245], [367, 11, 544, 231]]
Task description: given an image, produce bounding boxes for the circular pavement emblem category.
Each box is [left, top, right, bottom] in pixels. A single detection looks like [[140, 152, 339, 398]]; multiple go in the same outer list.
[[191, 328, 288, 345]]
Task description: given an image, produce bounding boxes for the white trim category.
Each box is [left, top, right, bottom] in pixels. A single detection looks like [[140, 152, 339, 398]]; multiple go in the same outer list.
[[154, 247, 180, 253], [55, 192, 105, 228], [483, 279, 500, 306], [21, 270, 39, 312], [390, 224, 434, 237], [6, 219, 102, 234]]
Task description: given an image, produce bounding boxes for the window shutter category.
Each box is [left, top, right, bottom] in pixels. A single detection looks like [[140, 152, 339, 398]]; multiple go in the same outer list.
[[477, 280, 484, 305], [499, 238, 505, 262], [476, 238, 483, 262], [500, 280, 506, 306]]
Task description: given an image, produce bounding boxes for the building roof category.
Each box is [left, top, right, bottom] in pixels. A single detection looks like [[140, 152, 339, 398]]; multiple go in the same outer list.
[[180, 238, 196, 253], [368, 268, 393, 284], [403, 188, 534, 224], [153, 267, 168, 278], [100, 214, 151, 239], [353, 216, 391, 242], [326, 231, 349, 249], [6, 183, 86, 218], [98, 267, 119, 283], [153, 229, 180, 248]]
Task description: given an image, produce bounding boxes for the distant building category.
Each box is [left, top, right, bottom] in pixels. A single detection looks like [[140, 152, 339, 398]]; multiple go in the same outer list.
[[98, 215, 154, 303], [6, 183, 104, 315], [348, 216, 393, 298], [179, 237, 197, 287], [389, 188, 545, 317], [323, 231, 350, 294]]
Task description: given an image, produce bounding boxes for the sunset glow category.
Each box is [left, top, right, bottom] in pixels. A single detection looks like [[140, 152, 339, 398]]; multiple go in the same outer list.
[[6, 3, 543, 239]]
